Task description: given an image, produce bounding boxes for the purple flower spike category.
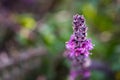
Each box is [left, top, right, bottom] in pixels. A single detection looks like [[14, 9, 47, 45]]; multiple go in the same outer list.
[[65, 14, 94, 64]]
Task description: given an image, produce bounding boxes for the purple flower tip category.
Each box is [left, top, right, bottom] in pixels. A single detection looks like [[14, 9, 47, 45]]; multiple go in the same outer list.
[[65, 14, 94, 64]]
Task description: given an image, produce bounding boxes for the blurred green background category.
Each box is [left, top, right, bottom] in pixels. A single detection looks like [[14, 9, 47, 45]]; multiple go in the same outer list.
[[0, 0, 120, 80]]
